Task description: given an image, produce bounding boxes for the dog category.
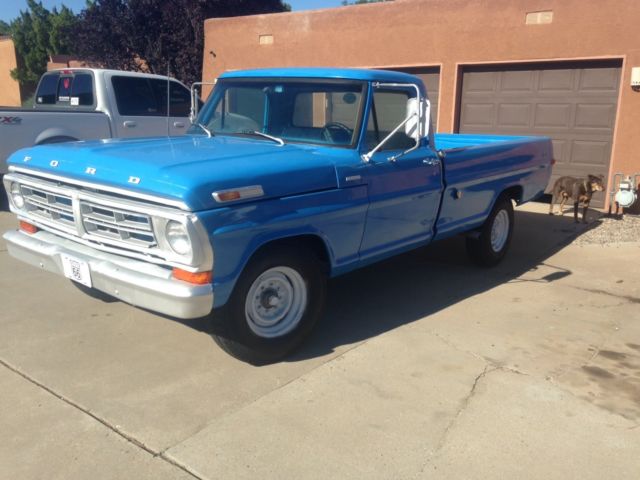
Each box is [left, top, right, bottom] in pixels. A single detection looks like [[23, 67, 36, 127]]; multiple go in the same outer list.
[[548, 174, 605, 223]]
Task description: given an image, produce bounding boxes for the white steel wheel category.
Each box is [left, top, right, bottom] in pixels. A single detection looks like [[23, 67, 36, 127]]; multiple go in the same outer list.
[[466, 196, 514, 268], [490, 209, 510, 253], [244, 266, 308, 338], [212, 246, 327, 364]]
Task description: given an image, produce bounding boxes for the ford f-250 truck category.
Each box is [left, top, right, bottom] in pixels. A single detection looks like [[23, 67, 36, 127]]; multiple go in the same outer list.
[[3, 68, 552, 363], [0, 68, 195, 175]]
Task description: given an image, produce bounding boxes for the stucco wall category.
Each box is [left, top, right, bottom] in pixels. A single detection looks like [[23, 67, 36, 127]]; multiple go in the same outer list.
[[203, 0, 640, 204], [0, 37, 21, 107]]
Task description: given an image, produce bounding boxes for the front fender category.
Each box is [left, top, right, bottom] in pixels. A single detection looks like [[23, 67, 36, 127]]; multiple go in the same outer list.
[[198, 186, 369, 308]]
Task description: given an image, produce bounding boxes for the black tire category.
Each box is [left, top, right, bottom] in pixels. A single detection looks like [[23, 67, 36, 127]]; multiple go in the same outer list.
[[211, 246, 326, 365], [466, 196, 514, 267]]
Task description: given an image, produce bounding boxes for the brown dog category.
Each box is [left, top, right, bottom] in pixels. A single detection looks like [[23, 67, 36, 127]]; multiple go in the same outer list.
[[549, 174, 605, 223]]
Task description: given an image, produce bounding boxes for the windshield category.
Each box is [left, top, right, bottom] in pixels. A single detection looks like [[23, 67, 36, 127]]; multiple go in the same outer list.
[[189, 79, 367, 147]]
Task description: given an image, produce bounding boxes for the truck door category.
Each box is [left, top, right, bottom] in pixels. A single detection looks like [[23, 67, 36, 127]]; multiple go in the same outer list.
[[359, 87, 442, 260], [110, 75, 166, 137], [166, 81, 193, 136]]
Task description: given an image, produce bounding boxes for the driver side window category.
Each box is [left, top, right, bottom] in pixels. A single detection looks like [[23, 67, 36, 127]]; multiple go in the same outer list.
[[366, 90, 415, 151]]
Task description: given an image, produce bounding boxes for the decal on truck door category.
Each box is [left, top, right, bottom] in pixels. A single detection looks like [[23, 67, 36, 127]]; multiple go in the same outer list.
[[1, 116, 22, 125]]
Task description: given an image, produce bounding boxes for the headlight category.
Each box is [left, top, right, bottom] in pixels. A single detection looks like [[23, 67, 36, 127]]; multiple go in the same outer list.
[[10, 183, 25, 209], [165, 220, 192, 256]]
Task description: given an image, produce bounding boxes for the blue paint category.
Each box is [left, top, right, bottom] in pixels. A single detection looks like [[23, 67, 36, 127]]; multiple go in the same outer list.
[[7, 68, 553, 310]]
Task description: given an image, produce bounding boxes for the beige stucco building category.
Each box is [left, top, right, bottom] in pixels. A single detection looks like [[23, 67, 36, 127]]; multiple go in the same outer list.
[[203, 0, 640, 209], [0, 37, 21, 107]]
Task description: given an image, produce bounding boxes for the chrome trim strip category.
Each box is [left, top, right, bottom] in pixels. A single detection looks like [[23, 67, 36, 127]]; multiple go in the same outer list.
[[8, 166, 190, 211]]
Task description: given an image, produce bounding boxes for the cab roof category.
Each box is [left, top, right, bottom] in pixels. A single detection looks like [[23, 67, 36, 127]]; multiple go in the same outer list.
[[219, 67, 421, 85]]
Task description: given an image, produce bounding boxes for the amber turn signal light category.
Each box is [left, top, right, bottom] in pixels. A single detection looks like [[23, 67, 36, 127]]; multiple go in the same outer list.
[[19, 220, 38, 234], [216, 191, 241, 202], [172, 268, 212, 285]]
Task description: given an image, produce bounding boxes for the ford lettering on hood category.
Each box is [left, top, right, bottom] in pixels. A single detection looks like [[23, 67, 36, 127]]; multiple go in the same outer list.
[[7, 135, 339, 211]]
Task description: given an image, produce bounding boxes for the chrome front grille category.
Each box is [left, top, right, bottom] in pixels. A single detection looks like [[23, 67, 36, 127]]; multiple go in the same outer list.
[[81, 201, 156, 247], [21, 185, 76, 230], [5, 169, 211, 271], [16, 179, 159, 251]]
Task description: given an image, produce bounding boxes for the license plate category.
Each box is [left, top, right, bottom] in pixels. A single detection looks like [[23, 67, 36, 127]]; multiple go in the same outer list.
[[61, 254, 92, 288]]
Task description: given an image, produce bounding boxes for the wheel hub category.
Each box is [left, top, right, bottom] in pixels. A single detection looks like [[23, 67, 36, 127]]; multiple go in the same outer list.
[[245, 267, 308, 338], [490, 209, 510, 252]]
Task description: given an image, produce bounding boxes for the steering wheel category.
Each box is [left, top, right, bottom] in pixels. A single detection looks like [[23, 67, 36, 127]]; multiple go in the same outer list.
[[321, 122, 352, 144]]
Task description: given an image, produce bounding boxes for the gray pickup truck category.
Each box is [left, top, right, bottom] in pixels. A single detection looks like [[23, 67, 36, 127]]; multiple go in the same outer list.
[[0, 68, 195, 175]]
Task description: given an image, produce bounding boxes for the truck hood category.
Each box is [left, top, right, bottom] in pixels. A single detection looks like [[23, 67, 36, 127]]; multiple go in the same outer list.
[[7, 135, 340, 211]]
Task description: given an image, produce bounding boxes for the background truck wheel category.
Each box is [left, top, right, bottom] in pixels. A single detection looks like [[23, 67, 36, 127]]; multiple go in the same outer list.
[[466, 196, 514, 267], [211, 247, 326, 364]]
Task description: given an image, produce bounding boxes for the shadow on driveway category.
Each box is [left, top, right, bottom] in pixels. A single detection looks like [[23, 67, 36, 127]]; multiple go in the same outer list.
[[173, 207, 600, 362], [287, 207, 605, 361]]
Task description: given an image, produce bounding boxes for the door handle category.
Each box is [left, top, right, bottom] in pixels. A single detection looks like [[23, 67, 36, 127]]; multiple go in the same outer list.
[[173, 121, 185, 128], [422, 158, 440, 166], [123, 121, 137, 128]]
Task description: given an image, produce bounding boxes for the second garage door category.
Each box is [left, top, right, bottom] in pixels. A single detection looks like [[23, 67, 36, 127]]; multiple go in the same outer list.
[[458, 61, 621, 206], [392, 67, 440, 129]]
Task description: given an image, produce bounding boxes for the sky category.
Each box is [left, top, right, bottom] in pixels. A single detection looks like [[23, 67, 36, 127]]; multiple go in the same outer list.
[[0, 0, 347, 23]]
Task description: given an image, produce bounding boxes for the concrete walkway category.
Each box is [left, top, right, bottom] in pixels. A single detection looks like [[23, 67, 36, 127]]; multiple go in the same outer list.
[[1, 203, 638, 479]]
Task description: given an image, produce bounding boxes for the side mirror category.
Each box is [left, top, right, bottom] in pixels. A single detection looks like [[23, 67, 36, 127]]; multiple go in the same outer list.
[[405, 98, 419, 140], [405, 97, 431, 141], [190, 81, 217, 123]]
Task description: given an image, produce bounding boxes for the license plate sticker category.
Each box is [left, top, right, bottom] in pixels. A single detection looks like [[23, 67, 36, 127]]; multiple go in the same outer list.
[[61, 254, 92, 288]]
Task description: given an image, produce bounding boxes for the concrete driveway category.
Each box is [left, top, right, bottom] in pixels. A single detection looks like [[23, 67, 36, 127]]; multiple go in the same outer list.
[[1, 203, 639, 479]]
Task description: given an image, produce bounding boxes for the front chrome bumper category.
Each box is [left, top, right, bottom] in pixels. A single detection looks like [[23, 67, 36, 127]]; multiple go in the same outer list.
[[3, 229, 214, 319]]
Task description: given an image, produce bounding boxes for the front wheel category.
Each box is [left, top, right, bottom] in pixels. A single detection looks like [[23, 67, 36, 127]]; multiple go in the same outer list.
[[211, 247, 326, 364], [466, 197, 514, 267]]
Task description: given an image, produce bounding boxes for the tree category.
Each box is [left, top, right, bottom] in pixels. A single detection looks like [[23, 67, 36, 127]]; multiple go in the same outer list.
[[8, 1, 77, 87], [71, 0, 291, 86], [0, 20, 10, 35]]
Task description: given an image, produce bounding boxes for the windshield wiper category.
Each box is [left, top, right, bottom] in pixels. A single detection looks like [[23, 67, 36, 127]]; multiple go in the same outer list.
[[194, 122, 213, 138], [243, 130, 285, 146]]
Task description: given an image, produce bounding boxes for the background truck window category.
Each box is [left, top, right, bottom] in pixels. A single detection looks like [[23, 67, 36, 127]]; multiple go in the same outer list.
[[36, 73, 60, 105], [70, 74, 94, 106], [112, 76, 160, 116]]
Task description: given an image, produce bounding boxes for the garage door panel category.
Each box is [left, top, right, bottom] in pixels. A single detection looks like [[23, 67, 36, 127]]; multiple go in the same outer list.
[[459, 62, 621, 208], [461, 103, 495, 128], [575, 103, 616, 129], [578, 68, 620, 92], [534, 103, 571, 128], [498, 103, 530, 127], [500, 70, 535, 92], [571, 140, 611, 166], [538, 69, 574, 92], [464, 71, 497, 93], [551, 139, 567, 161]]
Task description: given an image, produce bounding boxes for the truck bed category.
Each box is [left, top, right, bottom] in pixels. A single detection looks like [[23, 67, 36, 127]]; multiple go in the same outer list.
[[433, 133, 553, 241], [0, 110, 111, 175], [435, 133, 542, 151]]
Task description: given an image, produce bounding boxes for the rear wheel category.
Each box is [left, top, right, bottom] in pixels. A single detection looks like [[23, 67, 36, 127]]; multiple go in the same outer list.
[[211, 247, 326, 364], [466, 196, 514, 267]]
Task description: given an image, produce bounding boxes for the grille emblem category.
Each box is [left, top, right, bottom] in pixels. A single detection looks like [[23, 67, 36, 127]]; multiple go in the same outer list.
[[50, 160, 59, 167], [128, 176, 141, 184], [85, 167, 96, 175]]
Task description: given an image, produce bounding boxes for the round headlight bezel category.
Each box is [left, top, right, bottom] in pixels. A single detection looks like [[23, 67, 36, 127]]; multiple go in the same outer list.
[[10, 183, 25, 209], [165, 220, 192, 256]]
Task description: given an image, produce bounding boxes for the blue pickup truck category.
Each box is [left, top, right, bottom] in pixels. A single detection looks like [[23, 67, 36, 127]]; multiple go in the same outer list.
[[3, 68, 552, 363]]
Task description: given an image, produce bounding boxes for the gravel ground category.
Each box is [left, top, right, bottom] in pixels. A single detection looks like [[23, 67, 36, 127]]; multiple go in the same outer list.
[[572, 213, 640, 245]]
